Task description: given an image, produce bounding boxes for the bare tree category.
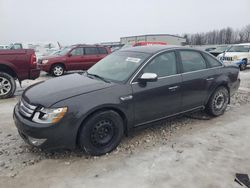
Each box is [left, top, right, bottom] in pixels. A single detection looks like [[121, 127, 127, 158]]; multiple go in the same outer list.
[[244, 24, 250, 42]]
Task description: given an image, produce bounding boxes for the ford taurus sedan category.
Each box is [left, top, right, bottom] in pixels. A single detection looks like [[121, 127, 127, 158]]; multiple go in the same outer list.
[[13, 46, 240, 156]]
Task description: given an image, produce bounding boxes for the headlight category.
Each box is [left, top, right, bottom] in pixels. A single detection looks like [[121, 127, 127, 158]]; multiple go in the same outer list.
[[233, 56, 238, 61], [32, 107, 67, 124], [42, 60, 49, 64]]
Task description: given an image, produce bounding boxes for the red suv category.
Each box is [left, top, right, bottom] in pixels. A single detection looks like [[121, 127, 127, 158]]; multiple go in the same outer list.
[[38, 44, 111, 76]]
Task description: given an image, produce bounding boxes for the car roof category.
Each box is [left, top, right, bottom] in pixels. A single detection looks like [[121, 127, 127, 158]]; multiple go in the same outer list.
[[119, 45, 195, 54], [233, 43, 250, 46], [70, 44, 106, 48]]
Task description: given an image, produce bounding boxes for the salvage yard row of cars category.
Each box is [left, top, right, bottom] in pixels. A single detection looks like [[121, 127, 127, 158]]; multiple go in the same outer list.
[[0, 43, 241, 155]]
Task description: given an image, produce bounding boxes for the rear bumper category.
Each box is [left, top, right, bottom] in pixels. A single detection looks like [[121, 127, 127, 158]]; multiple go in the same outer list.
[[29, 68, 40, 80], [230, 78, 240, 96]]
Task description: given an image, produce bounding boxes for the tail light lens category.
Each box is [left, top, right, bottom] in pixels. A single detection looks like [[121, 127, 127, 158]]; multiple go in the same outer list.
[[31, 54, 37, 66]]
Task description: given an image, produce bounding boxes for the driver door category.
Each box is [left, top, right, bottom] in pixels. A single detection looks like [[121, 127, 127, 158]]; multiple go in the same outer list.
[[131, 51, 182, 126]]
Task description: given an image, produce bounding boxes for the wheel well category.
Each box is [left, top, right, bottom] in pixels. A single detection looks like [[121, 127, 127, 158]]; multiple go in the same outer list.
[[242, 58, 248, 63], [0, 64, 17, 79], [76, 107, 128, 146], [208, 84, 230, 105]]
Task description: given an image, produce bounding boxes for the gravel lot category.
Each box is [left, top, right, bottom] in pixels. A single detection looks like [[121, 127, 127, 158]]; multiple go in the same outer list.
[[0, 69, 250, 187]]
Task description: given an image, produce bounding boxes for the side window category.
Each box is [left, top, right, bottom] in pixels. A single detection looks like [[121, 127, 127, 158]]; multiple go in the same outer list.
[[180, 51, 207, 72], [70, 48, 83, 56], [203, 53, 222, 67], [13, 43, 22, 49], [85, 47, 98, 55], [98, 47, 108, 54], [143, 52, 177, 77]]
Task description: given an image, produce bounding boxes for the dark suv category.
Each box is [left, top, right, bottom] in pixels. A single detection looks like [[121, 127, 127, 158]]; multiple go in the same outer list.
[[38, 44, 111, 76], [14, 46, 240, 156]]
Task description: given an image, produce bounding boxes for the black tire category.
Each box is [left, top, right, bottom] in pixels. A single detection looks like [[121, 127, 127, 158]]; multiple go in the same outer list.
[[0, 72, 16, 99], [206, 86, 229, 117], [51, 64, 64, 77], [239, 63, 247, 71], [78, 110, 124, 156]]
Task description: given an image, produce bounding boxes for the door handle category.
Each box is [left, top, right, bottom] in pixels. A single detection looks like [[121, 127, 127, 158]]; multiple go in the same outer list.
[[206, 78, 214, 81], [168, 86, 179, 90]]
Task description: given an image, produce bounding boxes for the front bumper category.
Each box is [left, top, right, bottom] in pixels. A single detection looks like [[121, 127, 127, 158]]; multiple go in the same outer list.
[[223, 60, 246, 66], [13, 105, 77, 150], [38, 63, 51, 72]]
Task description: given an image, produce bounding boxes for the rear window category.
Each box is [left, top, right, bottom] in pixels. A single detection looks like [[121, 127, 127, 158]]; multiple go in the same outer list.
[[203, 53, 222, 68], [180, 51, 207, 72], [85, 47, 98, 55], [98, 47, 108, 54]]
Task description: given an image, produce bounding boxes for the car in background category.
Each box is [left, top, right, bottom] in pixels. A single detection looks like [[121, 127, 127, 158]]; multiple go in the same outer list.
[[217, 43, 250, 71], [205, 47, 216, 52], [14, 46, 240, 155], [133, 41, 167, 47], [38, 44, 111, 76], [8, 42, 61, 60], [0, 49, 40, 99], [209, 45, 229, 57], [0, 45, 9, 50]]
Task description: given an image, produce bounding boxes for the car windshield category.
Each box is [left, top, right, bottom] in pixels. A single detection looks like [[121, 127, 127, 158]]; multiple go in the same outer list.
[[227, 45, 250, 52], [58, 47, 71, 55], [214, 46, 228, 52], [87, 51, 150, 82]]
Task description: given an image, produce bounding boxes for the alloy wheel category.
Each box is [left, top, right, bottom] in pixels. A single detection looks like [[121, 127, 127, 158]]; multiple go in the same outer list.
[[53, 66, 63, 76], [0, 77, 11, 96]]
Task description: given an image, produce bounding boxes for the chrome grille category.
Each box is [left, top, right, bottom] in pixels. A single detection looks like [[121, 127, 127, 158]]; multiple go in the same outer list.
[[19, 99, 37, 118], [221, 56, 233, 61]]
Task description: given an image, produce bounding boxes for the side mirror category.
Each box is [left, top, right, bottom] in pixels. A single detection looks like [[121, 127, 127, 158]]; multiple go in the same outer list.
[[68, 53, 72, 57], [138, 73, 158, 83]]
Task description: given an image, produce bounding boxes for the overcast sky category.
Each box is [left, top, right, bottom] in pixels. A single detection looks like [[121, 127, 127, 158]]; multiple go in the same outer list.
[[0, 0, 250, 45]]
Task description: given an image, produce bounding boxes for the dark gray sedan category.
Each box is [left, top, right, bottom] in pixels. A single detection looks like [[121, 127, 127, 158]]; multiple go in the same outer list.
[[14, 45, 240, 156]]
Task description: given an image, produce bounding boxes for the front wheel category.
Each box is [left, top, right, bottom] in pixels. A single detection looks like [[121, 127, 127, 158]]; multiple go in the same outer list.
[[206, 86, 229, 117], [51, 64, 65, 77], [78, 110, 124, 156], [0, 72, 16, 99], [240, 63, 247, 71]]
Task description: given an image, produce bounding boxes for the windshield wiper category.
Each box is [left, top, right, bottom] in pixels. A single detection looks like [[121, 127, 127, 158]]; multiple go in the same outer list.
[[86, 72, 110, 83]]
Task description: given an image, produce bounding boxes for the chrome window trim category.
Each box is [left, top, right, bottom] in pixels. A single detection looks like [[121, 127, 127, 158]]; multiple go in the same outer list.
[[131, 73, 182, 85], [181, 65, 223, 75], [129, 49, 224, 85]]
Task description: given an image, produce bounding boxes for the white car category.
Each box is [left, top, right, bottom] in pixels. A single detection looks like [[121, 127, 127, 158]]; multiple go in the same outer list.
[[217, 43, 250, 71], [0, 45, 9, 49]]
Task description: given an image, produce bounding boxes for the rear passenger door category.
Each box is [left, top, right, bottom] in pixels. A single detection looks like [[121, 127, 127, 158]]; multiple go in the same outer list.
[[97, 47, 109, 59], [178, 50, 216, 111], [82, 47, 100, 70]]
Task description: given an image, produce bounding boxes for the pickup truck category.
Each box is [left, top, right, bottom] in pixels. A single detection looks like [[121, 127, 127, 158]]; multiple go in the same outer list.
[[0, 49, 40, 99]]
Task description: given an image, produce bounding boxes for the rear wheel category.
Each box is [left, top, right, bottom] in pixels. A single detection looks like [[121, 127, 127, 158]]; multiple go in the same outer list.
[[51, 64, 64, 77], [206, 86, 229, 116], [0, 72, 16, 99], [78, 110, 124, 156]]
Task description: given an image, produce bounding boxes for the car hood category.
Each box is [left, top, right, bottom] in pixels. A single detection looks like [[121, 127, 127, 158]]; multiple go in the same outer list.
[[22, 74, 114, 107], [223, 52, 249, 57]]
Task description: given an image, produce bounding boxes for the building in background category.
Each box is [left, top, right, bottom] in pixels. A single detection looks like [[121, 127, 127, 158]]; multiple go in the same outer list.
[[120, 34, 186, 46]]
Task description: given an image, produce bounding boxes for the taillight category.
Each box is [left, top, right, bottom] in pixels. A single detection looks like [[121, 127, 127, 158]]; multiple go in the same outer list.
[[31, 54, 37, 65]]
